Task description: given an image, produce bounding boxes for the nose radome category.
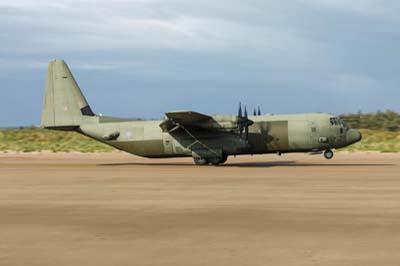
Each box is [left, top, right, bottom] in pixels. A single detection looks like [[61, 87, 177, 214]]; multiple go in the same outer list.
[[347, 129, 362, 145]]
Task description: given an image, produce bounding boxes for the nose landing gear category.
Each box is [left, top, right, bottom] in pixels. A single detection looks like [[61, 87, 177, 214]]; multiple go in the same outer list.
[[324, 149, 334, 160]]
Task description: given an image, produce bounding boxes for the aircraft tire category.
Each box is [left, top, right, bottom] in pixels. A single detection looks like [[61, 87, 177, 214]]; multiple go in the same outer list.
[[209, 155, 228, 166], [193, 157, 209, 166], [324, 150, 334, 160]]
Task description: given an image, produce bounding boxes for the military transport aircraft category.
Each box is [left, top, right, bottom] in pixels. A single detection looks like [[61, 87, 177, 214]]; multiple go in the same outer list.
[[41, 60, 362, 165]]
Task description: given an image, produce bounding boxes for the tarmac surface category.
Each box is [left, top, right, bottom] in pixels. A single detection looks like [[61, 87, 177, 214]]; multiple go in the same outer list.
[[0, 152, 399, 266]]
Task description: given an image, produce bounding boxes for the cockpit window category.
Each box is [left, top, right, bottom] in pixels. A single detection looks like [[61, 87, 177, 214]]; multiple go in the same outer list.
[[329, 117, 348, 129], [330, 117, 339, 126], [330, 117, 349, 130], [339, 119, 349, 130]]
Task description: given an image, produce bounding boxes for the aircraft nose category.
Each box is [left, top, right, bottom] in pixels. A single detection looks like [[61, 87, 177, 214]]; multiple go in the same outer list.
[[346, 129, 362, 145]]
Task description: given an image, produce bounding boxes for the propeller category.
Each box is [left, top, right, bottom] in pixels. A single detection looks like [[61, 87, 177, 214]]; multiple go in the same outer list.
[[253, 108, 257, 116], [258, 106, 261, 116], [237, 103, 254, 140], [244, 105, 249, 139], [238, 102, 244, 137]]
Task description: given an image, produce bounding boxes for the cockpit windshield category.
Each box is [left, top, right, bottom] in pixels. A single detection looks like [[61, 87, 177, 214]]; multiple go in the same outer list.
[[330, 117, 349, 130], [329, 117, 339, 126], [339, 118, 349, 130]]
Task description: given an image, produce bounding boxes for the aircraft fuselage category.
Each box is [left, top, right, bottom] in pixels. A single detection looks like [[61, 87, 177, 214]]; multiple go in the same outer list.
[[41, 60, 362, 165], [76, 113, 361, 159]]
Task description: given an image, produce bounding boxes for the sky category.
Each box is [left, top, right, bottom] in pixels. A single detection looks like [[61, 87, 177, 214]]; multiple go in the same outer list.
[[0, 0, 399, 127]]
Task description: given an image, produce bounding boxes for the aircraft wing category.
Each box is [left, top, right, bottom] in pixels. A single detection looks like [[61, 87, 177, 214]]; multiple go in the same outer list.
[[160, 110, 248, 158], [160, 110, 218, 132], [166, 110, 212, 124]]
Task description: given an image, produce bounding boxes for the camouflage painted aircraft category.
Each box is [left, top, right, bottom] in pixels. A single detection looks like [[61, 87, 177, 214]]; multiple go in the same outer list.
[[41, 60, 362, 165]]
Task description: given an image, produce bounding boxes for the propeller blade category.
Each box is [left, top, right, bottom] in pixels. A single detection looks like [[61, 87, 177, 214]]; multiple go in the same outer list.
[[258, 106, 261, 116], [236, 103, 254, 141], [238, 102, 243, 137], [244, 105, 250, 140], [253, 108, 257, 116]]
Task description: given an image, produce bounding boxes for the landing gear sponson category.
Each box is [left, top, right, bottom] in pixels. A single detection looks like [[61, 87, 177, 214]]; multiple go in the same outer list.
[[193, 154, 228, 166]]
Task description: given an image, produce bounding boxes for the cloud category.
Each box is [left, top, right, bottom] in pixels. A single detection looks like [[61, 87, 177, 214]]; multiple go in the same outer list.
[[1, 0, 399, 73], [0, 0, 326, 67], [304, 0, 400, 23], [0, 0, 399, 127], [0, 59, 48, 69], [327, 74, 378, 91]]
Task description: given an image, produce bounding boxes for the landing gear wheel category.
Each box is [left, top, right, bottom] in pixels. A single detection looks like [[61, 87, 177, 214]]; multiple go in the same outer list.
[[193, 158, 209, 166], [324, 150, 334, 160], [209, 155, 228, 166], [220, 154, 228, 164]]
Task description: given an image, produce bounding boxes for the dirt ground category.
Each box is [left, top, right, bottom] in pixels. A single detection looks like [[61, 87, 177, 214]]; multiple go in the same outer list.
[[0, 152, 399, 266]]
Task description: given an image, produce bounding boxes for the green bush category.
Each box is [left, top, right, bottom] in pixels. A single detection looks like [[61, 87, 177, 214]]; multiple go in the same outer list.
[[341, 110, 400, 132], [340, 130, 400, 152], [0, 128, 113, 153]]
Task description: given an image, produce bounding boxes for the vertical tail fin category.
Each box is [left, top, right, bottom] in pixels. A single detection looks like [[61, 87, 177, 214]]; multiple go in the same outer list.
[[41, 59, 95, 129]]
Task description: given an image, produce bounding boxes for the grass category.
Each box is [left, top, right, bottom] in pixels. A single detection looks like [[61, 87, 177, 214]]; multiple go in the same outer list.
[[339, 129, 400, 153], [0, 128, 399, 153], [0, 128, 113, 153]]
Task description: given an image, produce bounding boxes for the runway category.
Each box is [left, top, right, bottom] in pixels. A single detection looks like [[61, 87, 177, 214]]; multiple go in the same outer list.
[[0, 152, 399, 266]]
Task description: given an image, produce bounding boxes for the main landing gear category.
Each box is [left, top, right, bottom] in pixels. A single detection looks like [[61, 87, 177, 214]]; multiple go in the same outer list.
[[193, 155, 228, 166], [324, 149, 334, 160], [193, 157, 209, 166]]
